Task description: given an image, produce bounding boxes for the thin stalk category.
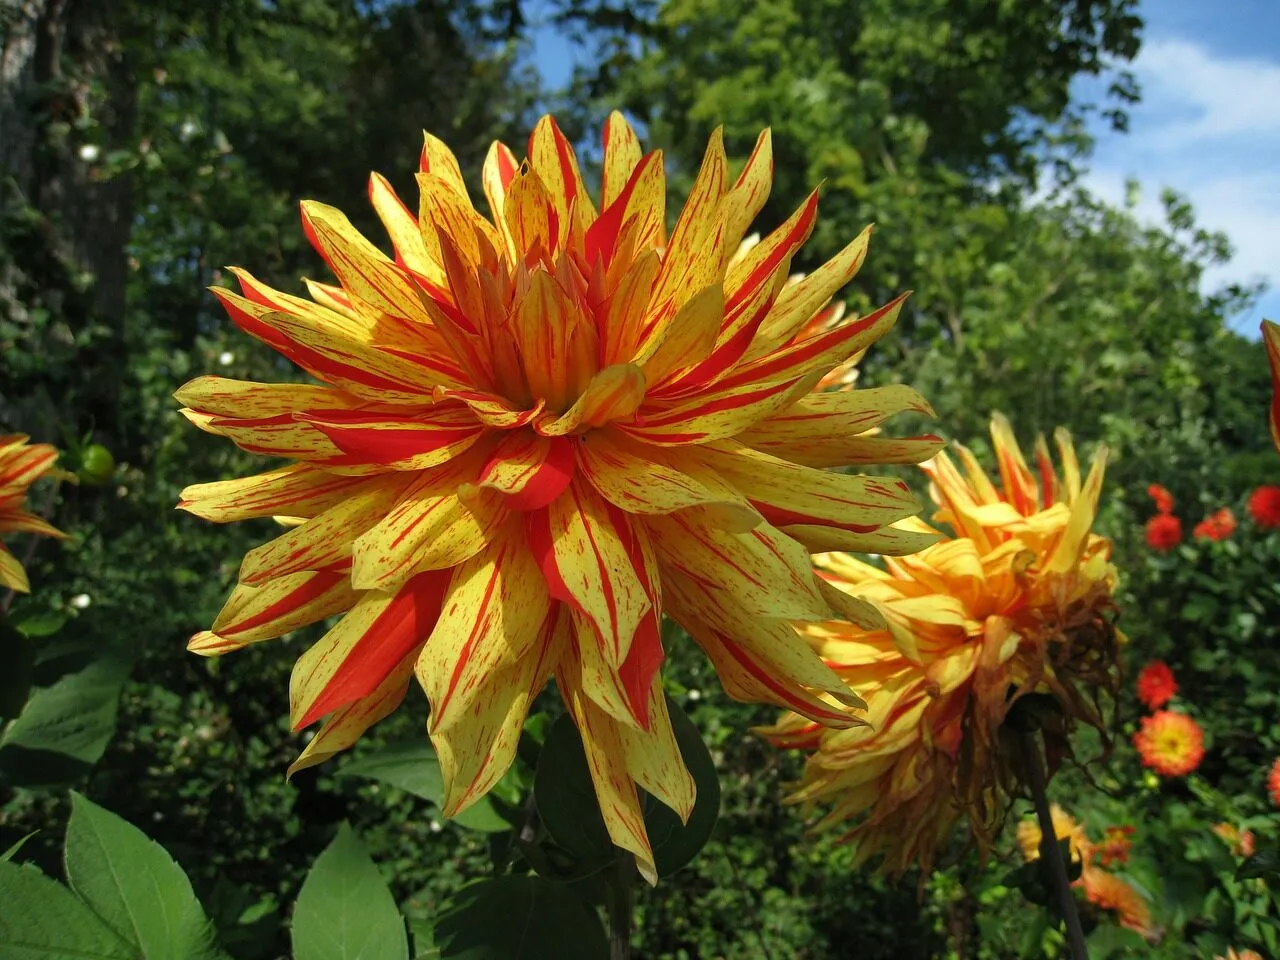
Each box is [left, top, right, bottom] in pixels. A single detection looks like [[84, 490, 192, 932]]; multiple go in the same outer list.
[[1017, 728, 1089, 960], [608, 851, 634, 960]]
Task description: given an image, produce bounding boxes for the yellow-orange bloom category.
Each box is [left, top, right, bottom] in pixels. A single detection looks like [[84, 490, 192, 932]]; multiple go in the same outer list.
[[1015, 803, 1091, 865], [1216, 949, 1264, 960], [1082, 867, 1153, 937], [759, 414, 1120, 875], [1016, 806, 1153, 940], [0, 435, 67, 593], [1134, 710, 1204, 777], [177, 113, 939, 881]]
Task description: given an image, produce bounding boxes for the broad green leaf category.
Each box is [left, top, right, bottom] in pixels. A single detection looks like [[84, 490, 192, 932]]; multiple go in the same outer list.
[[433, 876, 607, 959], [10, 609, 68, 639], [0, 859, 134, 959], [0, 654, 130, 786], [291, 823, 408, 960], [1237, 848, 1280, 882], [340, 741, 515, 832], [0, 615, 36, 719], [64, 792, 223, 960]]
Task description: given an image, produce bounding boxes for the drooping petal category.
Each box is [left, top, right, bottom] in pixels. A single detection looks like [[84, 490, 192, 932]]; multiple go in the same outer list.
[[198, 566, 358, 650], [178, 465, 372, 523]]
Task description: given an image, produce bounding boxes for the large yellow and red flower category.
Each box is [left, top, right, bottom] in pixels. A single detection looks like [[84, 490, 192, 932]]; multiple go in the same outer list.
[[177, 113, 939, 881], [0, 435, 67, 594], [760, 415, 1120, 875], [1263, 319, 1280, 452]]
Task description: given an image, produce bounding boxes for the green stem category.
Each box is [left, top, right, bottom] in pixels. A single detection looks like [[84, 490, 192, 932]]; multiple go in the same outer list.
[[608, 851, 634, 960], [1017, 728, 1089, 960]]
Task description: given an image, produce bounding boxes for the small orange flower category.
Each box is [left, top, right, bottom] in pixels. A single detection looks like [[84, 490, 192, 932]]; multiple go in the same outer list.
[[1096, 825, 1135, 867], [1144, 513, 1182, 551], [1016, 804, 1092, 866], [1134, 710, 1204, 777], [1082, 868, 1153, 937], [1147, 484, 1174, 515], [1269, 757, 1280, 807], [1136, 660, 1177, 711], [1216, 949, 1264, 960], [1212, 822, 1256, 858], [0, 435, 68, 593], [1247, 485, 1280, 528], [1193, 508, 1236, 542]]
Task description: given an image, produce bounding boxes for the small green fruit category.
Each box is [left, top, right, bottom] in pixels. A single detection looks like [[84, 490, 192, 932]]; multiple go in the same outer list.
[[78, 443, 116, 485]]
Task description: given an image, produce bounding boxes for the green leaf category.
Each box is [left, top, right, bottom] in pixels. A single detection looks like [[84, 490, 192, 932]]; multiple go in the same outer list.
[[340, 741, 514, 832], [535, 700, 720, 877], [64, 792, 224, 960], [1237, 848, 1280, 882], [10, 609, 68, 639], [0, 859, 134, 959], [433, 876, 607, 959], [0, 653, 130, 786], [291, 823, 409, 960], [0, 615, 36, 720], [2, 831, 37, 862]]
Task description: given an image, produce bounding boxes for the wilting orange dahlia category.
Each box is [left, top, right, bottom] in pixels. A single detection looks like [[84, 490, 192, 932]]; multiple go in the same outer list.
[[1264, 319, 1280, 452], [759, 414, 1121, 875], [1082, 868, 1153, 937], [1136, 660, 1177, 711], [1247, 485, 1280, 528], [1268, 757, 1280, 807], [0, 435, 67, 594], [177, 113, 937, 880], [1193, 508, 1236, 542], [1134, 710, 1204, 777], [1016, 806, 1152, 938], [1212, 822, 1255, 858]]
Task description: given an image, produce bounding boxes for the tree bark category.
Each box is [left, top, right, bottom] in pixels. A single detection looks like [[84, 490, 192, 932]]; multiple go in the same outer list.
[[1, 0, 135, 431]]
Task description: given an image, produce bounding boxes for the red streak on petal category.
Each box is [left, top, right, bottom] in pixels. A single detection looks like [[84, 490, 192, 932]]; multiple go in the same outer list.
[[222, 569, 346, 637]]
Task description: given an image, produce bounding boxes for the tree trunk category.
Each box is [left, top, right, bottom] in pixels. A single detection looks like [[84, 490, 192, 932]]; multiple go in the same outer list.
[[0, 0, 135, 433]]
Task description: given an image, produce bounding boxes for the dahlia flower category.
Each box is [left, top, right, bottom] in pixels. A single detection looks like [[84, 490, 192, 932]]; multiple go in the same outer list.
[[759, 414, 1121, 875], [1212, 822, 1255, 858], [1247, 485, 1280, 528], [1147, 484, 1174, 516], [1144, 514, 1182, 552], [1016, 805, 1152, 938], [178, 113, 937, 880], [1134, 710, 1204, 777], [1135, 660, 1177, 711], [0, 435, 67, 593], [1192, 508, 1236, 542]]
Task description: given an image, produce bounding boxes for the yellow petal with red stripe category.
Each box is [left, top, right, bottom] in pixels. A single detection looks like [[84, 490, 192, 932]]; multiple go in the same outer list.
[[368, 171, 439, 281], [617, 676, 696, 823], [417, 533, 551, 734], [239, 477, 409, 584], [178, 465, 373, 523], [535, 364, 647, 437], [556, 647, 656, 883], [621, 374, 812, 446], [0, 545, 29, 593], [287, 649, 416, 778], [433, 608, 564, 816], [290, 568, 453, 730], [721, 128, 773, 250], [203, 567, 358, 649], [601, 111, 643, 209], [174, 376, 367, 420]]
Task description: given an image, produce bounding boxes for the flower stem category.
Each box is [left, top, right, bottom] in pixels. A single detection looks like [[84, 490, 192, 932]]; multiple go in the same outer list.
[[607, 851, 634, 960], [1017, 728, 1089, 960]]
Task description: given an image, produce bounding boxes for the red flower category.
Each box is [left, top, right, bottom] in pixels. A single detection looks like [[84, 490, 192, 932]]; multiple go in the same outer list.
[[1269, 757, 1280, 808], [1247, 486, 1280, 528], [1136, 660, 1177, 710], [1134, 711, 1205, 777], [1145, 513, 1183, 551], [1096, 825, 1135, 867], [1147, 484, 1175, 515], [1193, 508, 1236, 542]]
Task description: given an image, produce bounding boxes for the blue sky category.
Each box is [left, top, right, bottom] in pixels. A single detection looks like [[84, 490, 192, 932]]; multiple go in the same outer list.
[[531, 0, 1279, 334]]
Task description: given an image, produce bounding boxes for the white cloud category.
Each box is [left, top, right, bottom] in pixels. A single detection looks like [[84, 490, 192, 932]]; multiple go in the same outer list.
[[1080, 36, 1280, 330]]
